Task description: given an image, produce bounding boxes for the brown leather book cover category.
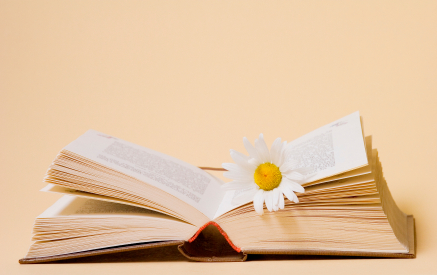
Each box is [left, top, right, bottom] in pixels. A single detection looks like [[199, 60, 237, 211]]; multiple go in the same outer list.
[[19, 215, 415, 263]]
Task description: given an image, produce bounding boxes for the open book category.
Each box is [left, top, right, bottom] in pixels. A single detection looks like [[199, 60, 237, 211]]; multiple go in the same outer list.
[[19, 112, 415, 263]]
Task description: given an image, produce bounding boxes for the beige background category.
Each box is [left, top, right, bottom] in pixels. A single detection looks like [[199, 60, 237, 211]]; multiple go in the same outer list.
[[1, 1, 436, 274]]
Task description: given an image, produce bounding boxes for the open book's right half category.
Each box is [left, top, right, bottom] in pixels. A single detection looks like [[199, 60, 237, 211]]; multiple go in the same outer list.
[[20, 112, 415, 263], [212, 139, 415, 259], [209, 112, 415, 260]]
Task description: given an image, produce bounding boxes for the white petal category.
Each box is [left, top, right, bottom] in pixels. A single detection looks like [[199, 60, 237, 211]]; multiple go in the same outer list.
[[265, 191, 273, 212], [283, 142, 294, 155], [229, 150, 257, 171], [273, 203, 279, 211], [276, 141, 288, 167], [243, 137, 260, 160], [231, 187, 259, 205], [281, 178, 305, 193], [272, 188, 280, 207], [230, 149, 249, 161], [222, 181, 254, 190], [292, 192, 299, 203], [221, 163, 251, 174], [290, 182, 305, 193], [248, 157, 262, 167], [279, 159, 298, 173], [223, 171, 252, 181], [253, 189, 265, 215], [270, 137, 282, 165], [280, 183, 299, 203], [284, 171, 305, 181], [221, 162, 237, 171], [279, 192, 285, 209], [254, 134, 270, 163], [272, 188, 279, 211]]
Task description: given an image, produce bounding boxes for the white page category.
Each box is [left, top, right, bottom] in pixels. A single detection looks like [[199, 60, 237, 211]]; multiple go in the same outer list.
[[214, 111, 368, 218], [214, 190, 242, 219], [286, 112, 368, 182], [62, 130, 226, 220], [285, 111, 368, 182]]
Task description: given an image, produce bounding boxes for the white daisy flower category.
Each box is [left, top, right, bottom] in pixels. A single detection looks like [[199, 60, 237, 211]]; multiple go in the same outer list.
[[222, 134, 306, 215]]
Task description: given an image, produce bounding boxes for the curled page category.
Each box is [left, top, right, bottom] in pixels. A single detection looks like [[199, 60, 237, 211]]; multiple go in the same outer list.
[[285, 111, 368, 182], [63, 130, 226, 220]]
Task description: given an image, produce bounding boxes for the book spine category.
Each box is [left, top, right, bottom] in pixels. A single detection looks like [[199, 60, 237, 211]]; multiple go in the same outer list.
[[188, 221, 241, 253]]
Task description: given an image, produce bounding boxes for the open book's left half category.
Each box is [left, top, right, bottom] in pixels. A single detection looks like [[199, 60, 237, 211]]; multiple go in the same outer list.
[[22, 129, 233, 260]]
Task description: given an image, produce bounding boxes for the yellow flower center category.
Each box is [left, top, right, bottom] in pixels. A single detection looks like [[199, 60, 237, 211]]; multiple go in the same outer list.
[[254, 163, 282, 191]]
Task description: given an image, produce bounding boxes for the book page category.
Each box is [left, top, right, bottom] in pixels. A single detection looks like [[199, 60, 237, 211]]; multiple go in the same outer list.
[[41, 184, 190, 218], [62, 130, 226, 220], [38, 195, 178, 220], [214, 111, 368, 218], [285, 111, 368, 182], [214, 190, 243, 219]]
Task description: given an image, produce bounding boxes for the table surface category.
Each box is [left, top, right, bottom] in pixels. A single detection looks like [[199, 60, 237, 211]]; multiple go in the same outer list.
[[1, 1, 436, 274]]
